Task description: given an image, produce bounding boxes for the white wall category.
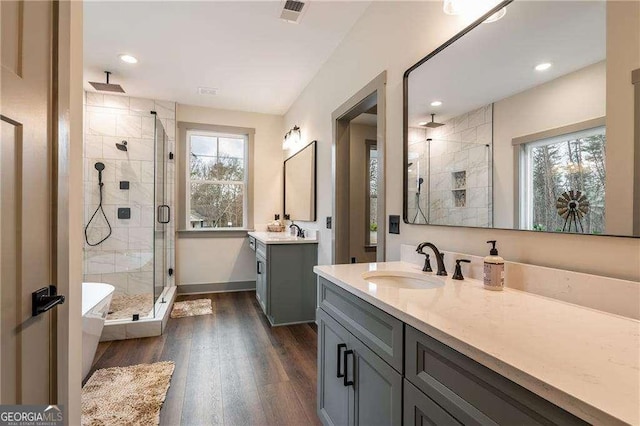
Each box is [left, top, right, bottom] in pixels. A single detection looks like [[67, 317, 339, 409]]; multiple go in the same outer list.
[[176, 104, 283, 287], [605, 1, 640, 235], [284, 1, 640, 281], [493, 61, 606, 229]]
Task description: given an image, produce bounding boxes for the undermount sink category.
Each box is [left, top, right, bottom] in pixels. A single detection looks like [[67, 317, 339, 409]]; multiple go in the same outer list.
[[361, 271, 445, 290]]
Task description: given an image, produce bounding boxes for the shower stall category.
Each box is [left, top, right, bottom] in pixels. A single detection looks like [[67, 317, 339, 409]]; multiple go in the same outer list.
[[83, 96, 176, 337]]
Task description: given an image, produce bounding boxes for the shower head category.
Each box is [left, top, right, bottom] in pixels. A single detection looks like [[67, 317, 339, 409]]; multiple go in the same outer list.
[[89, 71, 125, 93], [407, 162, 413, 168], [417, 177, 424, 194], [115, 140, 128, 152], [424, 114, 444, 128]]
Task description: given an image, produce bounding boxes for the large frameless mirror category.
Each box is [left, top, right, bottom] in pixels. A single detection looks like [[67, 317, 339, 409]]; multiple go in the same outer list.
[[403, 0, 640, 237]]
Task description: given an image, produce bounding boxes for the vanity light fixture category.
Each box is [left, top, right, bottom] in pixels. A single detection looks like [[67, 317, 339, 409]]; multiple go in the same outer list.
[[443, 0, 506, 23], [430, 101, 443, 107], [283, 125, 301, 149], [535, 62, 552, 71], [119, 54, 138, 64]]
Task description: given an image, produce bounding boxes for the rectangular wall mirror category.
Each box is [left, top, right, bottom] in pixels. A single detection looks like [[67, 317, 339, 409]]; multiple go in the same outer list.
[[403, 0, 640, 237], [284, 140, 317, 221]]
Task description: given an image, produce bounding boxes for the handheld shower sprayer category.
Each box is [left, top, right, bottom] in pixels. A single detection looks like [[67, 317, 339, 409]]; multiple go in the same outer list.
[[95, 161, 105, 184], [85, 162, 112, 246], [417, 177, 424, 194]]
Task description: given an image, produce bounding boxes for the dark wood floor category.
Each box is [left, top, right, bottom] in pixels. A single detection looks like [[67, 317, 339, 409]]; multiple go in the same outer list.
[[90, 291, 321, 426]]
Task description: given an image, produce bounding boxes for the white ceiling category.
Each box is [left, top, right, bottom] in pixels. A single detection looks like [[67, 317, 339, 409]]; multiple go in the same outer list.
[[408, 1, 606, 126], [84, 1, 371, 114]]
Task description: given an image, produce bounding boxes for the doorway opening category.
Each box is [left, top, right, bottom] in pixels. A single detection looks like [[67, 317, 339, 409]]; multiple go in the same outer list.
[[332, 72, 386, 264]]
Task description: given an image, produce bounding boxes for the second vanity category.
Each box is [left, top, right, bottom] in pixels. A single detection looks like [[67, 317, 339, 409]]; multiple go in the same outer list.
[[314, 261, 639, 426], [249, 231, 318, 326]]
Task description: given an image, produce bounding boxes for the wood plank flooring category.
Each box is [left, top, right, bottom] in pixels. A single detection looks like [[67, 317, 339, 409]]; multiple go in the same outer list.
[[89, 291, 321, 426]]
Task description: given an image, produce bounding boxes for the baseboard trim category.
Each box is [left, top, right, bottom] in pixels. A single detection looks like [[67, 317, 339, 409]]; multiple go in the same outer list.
[[177, 280, 256, 295]]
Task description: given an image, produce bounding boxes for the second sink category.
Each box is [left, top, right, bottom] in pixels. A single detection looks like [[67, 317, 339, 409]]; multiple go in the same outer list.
[[361, 271, 445, 290]]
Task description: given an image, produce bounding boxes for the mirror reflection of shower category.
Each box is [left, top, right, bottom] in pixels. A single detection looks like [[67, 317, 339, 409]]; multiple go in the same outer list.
[[407, 104, 494, 227]]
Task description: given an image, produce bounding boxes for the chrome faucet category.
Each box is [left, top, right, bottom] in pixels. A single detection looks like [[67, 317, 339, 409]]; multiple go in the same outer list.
[[290, 223, 305, 238], [416, 242, 447, 276]]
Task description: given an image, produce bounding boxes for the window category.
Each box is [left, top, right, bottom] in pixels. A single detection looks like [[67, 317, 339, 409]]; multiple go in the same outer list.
[[186, 130, 248, 229], [365, 140, 378, 246], [519, 126, 606, 234]]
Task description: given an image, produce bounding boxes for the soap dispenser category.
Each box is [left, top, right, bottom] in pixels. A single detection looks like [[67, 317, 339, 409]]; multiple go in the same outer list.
[[483, 240, 505, 291]]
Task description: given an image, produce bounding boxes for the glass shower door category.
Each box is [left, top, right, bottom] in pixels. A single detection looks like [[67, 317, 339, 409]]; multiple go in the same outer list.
[[154, 114, 168, 308]]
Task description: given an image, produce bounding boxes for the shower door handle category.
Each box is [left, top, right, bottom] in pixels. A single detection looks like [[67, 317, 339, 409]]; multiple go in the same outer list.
[[157, 205, 170, 224]]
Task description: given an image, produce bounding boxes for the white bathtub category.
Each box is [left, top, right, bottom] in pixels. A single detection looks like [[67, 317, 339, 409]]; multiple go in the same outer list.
[[82, 282, 114, 380]]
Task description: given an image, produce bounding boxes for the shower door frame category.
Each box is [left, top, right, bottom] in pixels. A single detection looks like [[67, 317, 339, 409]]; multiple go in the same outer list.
[[153, 112, 169, 312]]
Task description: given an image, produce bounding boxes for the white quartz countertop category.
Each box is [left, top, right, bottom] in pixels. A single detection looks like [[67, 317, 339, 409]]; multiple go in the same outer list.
[[248, 231, 318, 245], [314, 261, 640, 426]]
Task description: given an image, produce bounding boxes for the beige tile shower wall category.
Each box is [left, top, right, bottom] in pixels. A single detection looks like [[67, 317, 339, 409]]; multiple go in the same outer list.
[[407, 105, 492, 227], [283, 1, 640, 281], [83, 92, 176, 296]]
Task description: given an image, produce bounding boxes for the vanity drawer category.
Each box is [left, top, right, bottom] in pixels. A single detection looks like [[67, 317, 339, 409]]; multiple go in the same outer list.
[[318, 276, 403, 372], [405, 326, 587, 425], [256, 241, 267, 259], [248, 236, 256, 251]]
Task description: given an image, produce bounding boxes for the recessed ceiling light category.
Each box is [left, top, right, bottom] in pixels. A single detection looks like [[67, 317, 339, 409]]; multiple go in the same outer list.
[[119, 54, 138, 64], [430, 101, 443, 107], [418, 121, 429, 126], [535, 62, 552, 71]]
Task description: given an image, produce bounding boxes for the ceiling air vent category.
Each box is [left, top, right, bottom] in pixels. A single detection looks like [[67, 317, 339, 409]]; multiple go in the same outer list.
[[280, 0, 307, 23], [198, 87, 218, 96]]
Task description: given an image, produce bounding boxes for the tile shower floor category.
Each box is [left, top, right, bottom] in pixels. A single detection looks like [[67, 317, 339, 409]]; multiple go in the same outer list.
[[107, 293, 154, 320]]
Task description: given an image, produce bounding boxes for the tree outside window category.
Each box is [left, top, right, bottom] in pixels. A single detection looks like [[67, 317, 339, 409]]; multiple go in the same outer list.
[[188, 132, 248, 229]]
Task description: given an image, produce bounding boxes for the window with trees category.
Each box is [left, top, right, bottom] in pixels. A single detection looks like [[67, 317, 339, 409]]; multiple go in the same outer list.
[[187, 130, 248, 229], [519, 126, 606, 234], [365, 141, 378, 246]]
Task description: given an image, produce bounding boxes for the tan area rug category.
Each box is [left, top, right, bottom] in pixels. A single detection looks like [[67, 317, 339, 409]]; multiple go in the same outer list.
[[170, 298, 213, 318], [107, 293, 154, 320], [82, 361, 175, 426]]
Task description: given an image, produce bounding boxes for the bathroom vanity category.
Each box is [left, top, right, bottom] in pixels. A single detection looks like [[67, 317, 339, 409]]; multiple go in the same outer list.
[[249, 232, 318, 326], [314, 262, 639, 426]]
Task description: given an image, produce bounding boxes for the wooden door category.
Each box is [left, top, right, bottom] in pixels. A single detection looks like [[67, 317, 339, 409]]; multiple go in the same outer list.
[[1, 0, 57, 403]]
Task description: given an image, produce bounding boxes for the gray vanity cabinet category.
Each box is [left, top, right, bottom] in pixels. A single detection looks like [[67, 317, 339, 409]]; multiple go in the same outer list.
[[404, 326, 587, 426], [404, 379, 460, 426], [252, 237, 317, 326], [318, 277, 587, 426], [255, 250, 268, 314], [317, 308, 402, 426], [318, 308, 351, 426]]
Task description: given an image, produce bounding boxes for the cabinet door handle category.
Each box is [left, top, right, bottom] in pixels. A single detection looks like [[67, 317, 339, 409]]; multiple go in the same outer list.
[[337, 343, 347, 378], [343, 349, 354, 387], [257, 261, 262, 275]]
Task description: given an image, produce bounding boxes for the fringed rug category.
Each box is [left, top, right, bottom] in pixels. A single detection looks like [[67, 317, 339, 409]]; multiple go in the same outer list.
[[170, 298, 213, 319], [82, 361, 175, 426]]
